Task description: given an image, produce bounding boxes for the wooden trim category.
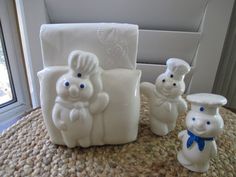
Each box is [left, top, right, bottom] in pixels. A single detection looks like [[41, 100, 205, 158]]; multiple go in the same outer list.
[[13, 0, 32, 108]]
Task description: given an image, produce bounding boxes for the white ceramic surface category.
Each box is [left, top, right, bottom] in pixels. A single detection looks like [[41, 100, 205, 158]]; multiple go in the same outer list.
[[177, 93, 227, 172], [38, 50, 141, 147], [140, 58, 190, 136], [40, 23, 138, 69]]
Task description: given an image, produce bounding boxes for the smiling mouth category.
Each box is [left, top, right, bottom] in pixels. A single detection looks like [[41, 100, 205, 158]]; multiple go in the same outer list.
[[193, 128, 206, 135], [161, 88, 170, 95], [69, 96, 80, 101]]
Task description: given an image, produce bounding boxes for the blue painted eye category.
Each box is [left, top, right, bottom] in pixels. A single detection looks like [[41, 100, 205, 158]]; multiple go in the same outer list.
[[200, 107, 204, 112], [170, 74, 174, 78], [207, 121, 211, 125], [64, 81, 70, 87], [80, 83, 85, 89], [162, 79, 166, 83], [192, 117, 196, 121], [77, 73, 82, 78]]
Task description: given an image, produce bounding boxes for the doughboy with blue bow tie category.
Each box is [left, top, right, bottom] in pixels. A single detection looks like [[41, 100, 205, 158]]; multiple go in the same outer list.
[[177, 93, 227, 172]]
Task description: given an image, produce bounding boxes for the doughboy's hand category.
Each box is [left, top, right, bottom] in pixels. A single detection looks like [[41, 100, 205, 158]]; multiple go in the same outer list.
[[178, 130, 186, 140], [70, 108, 87, 122], [58, 122, 67, 131], [90, 92, 109, 114]]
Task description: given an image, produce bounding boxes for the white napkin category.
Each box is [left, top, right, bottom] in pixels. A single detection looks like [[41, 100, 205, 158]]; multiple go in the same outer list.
[[40, 23, 139, 69]]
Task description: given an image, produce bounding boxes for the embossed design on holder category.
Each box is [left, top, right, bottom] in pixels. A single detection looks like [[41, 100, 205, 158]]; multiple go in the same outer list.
[[52, 50, 109, 147], [97, 24, 132, 68]]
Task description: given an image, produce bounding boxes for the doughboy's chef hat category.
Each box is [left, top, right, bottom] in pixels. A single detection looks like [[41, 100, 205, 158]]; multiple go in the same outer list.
[[166, 58, 191, 81], [187, 93, 227, 115], [68, 50, 99, 77]]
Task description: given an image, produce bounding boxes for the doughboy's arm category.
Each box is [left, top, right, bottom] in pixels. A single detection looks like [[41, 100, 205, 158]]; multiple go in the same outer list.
[[52, 105, 67, 131], [211, 141, 217, 157], [178, 130, 187, 140], [70, 108, 87, 122], [177, 97, 188, 114], [90, 92, 109, 114], [140, 82, 156, 99]]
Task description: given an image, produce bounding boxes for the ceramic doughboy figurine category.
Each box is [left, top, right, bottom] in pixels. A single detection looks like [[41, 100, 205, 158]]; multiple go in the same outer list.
[[140, 58, 190, 136], [177, 93, 227, 172], [52, 50, 109, 148]]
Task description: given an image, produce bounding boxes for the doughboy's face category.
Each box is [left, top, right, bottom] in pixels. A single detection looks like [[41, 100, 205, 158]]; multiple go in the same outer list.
[[56, 74, 93, 102], [155, 73, 185, 98], [186, 109, 223, 137]]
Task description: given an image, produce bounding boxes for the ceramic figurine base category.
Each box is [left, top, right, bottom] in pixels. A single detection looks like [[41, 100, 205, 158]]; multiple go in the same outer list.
[[177, 93, 227, 172], [38, 50, 141, 147], [140, 58, 190, 136]]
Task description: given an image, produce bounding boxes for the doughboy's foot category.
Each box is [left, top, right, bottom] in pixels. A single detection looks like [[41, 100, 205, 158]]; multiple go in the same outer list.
[[63, 137, 77, 148], [184, 163, 209, 173], [177, 151, 209, 172], [150, 118, 168, 136], [177, 151, 191, 166], [168, 122, 176, 131], [79, 137, 91, 147]]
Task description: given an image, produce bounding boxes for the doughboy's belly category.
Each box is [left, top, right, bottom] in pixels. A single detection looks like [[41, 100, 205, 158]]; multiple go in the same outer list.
[[181, 135, 212, 163], [60, 108, 93, 138], [150, 100, 178, 123]]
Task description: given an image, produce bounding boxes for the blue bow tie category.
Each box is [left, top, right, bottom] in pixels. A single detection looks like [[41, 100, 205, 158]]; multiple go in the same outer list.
[[187, 130, 214, 151]]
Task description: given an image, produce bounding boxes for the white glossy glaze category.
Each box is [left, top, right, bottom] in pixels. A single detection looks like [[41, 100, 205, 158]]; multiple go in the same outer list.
[[140, 58, 190, 136], [177, 93, 227, 172], [38, 50, 141, 147], [51, 50, 109, 147]]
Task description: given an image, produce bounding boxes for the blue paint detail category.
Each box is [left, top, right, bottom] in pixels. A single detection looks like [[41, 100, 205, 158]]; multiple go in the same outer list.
[[64, 81, 70, 87], [207, 121, 211, 125], [192, 117, 196, 121], [77, 73, 82, 77], [80, 84, 85, 89], [186, 130, 214, 151], [200, 107, 205, 112]]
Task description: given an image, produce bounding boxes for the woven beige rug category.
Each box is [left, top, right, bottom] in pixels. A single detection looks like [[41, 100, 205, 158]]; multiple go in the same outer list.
[[0, 96, 235, 177]]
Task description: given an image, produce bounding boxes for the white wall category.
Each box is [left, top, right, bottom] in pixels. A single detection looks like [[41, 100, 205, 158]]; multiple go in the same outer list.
[[15, 0, 234, 107], [213, 2, 236, 109], [15, 0, 49, 107]]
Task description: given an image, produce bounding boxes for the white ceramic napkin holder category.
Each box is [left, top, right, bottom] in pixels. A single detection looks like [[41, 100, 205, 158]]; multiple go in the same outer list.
[[38, 23, 141, 148]]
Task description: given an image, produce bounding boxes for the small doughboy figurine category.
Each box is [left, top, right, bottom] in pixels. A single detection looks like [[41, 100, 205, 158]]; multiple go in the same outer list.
[[52, 50, 109, 148], [140, 58, 190, 136], [178, 93, 227, 172]]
